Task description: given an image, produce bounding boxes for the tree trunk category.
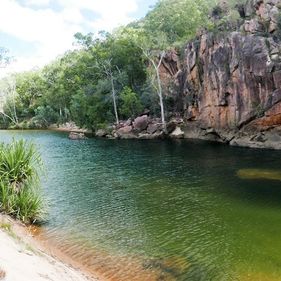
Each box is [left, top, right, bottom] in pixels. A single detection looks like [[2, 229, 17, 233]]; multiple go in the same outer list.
[[10, 82, 18, 124], [156, 67, 166, 132], [110, 73, 119, 125], [150, 51, 166, 132], [1, 79, 19, 126]]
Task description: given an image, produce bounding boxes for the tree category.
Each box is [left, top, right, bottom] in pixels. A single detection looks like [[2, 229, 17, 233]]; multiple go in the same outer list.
[[95, 58, 120, 124], [143, 0, 215, 45], [129, 27, 168, 131], [119, 86, 143, 118], [33, 105, 59, 127], [0, 48, 16, 126], [143, 48, 166, 130], [0, 77, 19, 126], [0, 0, 221, 130]]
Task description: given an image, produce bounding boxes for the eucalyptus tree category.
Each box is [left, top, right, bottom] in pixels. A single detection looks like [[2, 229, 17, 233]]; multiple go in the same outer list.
[[0, 48, 17, 125], [74, 33, 121, 125], [121, 27, 169, 131], [94, 58, 120, 124], [142, 34, 169, 131], [0, 76, 19, 126]]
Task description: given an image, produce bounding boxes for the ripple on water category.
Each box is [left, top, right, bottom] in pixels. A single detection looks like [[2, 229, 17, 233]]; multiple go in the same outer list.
[[1, 131, 281, 280]]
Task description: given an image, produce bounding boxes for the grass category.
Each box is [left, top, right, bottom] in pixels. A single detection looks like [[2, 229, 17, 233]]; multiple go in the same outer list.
[[0, 139, 44, 224]]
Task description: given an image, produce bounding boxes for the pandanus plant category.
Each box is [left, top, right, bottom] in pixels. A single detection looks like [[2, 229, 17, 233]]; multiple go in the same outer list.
[[0, 140, 41, 192], [0, 139, 44, 224]]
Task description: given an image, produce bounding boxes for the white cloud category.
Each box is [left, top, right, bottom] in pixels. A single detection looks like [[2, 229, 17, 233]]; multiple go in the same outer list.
[[0, 0, 138, 76], [24, 0, 51, 6], [56, 0, 138, 30]]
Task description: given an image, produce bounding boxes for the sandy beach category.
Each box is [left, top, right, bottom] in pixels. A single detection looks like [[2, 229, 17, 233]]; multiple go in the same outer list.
[[0, 215, 97, 281]]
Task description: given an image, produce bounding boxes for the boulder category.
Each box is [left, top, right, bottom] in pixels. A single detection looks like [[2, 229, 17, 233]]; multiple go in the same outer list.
[[124, 118, 132, 126], [133, 115, 149, 131], [95, 129, 107, 137], [166, 121, 177, 134], [170, 127, 184, 139], [116, 125, 138, 139], [147, 123, 160, 134], [117, 125, 133, 136]]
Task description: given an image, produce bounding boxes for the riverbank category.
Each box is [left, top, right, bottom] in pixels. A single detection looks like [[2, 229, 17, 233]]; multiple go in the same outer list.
[[92, 116, 281, 150], [2, 115, 281, 150], [0, 215, 99, 281]]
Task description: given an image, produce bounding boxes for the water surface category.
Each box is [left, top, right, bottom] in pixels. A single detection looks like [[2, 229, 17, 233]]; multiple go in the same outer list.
[[1, 130, 281, 281]]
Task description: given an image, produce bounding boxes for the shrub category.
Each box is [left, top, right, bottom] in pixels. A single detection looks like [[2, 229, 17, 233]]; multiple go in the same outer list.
[[119, 86, 144, 119], [0, 139, 44, 224], [34, 105, 59, 128], [212, 5, 223, 19]]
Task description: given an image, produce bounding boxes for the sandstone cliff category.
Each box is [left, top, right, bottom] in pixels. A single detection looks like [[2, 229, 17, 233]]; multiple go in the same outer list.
[[162, 0, 281, 149]]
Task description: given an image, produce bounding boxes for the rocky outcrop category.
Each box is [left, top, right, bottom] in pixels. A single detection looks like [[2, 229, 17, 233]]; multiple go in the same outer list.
[[98, 116, 182, 140], [244, 0, 281, 33], [183, 32, 281, 128], [158, 0, 281, 149]]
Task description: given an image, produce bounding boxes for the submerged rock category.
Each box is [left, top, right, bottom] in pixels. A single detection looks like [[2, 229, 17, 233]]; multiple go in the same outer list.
[[237, 169, 281, 181]]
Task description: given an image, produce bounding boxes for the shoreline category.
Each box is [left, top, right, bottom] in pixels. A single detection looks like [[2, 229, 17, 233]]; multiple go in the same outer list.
[[1, 127, 280, 151], [0, 214, 100, 281], [0, 214, 167, 281]]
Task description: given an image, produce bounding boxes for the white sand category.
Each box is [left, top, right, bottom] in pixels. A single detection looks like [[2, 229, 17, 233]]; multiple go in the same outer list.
[[0, 228, 94, 281]]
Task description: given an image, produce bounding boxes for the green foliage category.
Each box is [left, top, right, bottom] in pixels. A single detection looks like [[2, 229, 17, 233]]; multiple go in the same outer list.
[[70, 92, 89, 128], [119, 87, 143, 119], [0, 140, 44, 224], [142, 0, 216, 45], [34, 106, 59, 128], [2, 0, 249, 129], [209, 0, 247, 33], [0, 180, 43, 224], [0, 140, 41, 190], [212, 5, 223, 19]]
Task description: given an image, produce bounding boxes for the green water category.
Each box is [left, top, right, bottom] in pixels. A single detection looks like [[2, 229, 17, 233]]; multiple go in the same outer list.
[[1, 130, 281, 280]]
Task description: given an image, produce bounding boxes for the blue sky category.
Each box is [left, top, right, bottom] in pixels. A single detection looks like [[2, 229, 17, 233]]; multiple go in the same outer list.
[[0, 0, 157, 76]]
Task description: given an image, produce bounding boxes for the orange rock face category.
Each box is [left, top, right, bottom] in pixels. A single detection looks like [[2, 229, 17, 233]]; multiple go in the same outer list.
[[158, 0, 281, 148]]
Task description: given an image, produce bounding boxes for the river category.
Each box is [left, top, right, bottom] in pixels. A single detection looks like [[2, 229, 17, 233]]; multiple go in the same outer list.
[[1, 130, 281, 281]]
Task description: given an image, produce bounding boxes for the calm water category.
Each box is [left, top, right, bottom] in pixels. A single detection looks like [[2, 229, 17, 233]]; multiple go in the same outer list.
[[1, 130, 281, 281]]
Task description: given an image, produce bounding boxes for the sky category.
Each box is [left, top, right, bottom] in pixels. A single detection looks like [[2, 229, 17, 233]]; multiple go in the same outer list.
[[0, 0, 157, 77]]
